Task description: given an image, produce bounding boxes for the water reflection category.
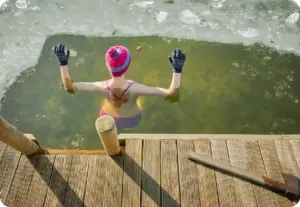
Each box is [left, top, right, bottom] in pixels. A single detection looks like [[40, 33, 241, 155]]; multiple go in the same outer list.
[[1, 35, 300, 149]]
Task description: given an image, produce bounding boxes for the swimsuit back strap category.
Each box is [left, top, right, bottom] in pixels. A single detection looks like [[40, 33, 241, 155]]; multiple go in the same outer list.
[[120, 81, 135, 98], [106, 79, 119, 99], [106, 80, 135, 99]]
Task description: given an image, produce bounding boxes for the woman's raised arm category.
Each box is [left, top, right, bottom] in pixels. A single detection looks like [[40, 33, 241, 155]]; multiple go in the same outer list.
[[132, 48, 186, 99], [54, 44, 107, 94]]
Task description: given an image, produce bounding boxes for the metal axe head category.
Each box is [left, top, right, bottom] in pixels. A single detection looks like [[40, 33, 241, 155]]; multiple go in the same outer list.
[[263, 173, 300, 202]]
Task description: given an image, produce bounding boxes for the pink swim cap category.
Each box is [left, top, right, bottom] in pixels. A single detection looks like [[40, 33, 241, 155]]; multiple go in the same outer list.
[[105, 45, 131, 77]]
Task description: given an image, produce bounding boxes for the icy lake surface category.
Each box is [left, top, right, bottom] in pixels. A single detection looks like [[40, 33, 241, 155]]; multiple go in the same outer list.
[[0, 0, 300, 108]]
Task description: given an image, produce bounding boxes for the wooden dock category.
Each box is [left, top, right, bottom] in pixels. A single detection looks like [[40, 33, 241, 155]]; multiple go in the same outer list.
[[0, 135, 299, 207]]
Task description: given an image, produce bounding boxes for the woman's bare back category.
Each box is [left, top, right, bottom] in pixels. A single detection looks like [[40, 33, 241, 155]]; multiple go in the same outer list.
[[101, 79, 141, 117]]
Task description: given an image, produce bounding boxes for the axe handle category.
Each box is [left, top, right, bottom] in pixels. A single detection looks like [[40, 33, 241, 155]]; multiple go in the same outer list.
[[188, 152, 266, 186]]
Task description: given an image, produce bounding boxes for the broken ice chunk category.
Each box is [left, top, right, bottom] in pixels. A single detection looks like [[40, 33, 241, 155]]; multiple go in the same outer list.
[[237, 28, 259, 38], [285, 12, 299, 24], [69, 49, 77, 57], [15, 0, 27, 9], [179, 10, 200, 25], [156, 11, 168, 23]]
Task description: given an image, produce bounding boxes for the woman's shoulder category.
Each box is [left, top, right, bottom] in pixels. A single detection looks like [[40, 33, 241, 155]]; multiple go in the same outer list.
[[93, 81, 107, 87], [128, 82, 157, 95], [128, 81, 170, 97], [75, 81, 108, 92]]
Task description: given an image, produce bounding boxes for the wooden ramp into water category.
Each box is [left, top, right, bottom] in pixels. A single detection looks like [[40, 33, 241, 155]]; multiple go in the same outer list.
[[0, 135, 299, 207]]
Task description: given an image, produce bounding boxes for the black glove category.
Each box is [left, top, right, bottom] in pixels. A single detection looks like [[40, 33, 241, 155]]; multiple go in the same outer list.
[[53, 43, 70, 66], [168, 48, 186, 73]]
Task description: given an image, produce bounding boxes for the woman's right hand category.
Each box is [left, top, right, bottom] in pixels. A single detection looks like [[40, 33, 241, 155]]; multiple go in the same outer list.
[[168, 48, 186, 73]]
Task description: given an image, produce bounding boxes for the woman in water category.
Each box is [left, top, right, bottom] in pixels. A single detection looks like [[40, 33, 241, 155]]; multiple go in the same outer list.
[[53, 43, 186, 132]]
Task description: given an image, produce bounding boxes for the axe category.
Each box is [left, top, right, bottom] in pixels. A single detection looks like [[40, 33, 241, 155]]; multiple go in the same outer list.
[[188, 152, 300, 202]]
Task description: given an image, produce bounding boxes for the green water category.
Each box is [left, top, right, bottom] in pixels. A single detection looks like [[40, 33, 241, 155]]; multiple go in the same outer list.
[[1, 35, 300, 149]]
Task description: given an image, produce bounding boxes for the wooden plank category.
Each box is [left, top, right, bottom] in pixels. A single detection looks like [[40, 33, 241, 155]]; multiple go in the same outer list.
[[267, 140, 300, 207], [0, 141, 7, 203], [258, 140, 292, 207], [274, 140, 300, 177], [282, 134, 300, 140], [102, 155, 124, 207], [243, 140, 275, 207], [25, 155, 55, 207], [122, 140, 142, 207], [227, 140, 257, 207], [0, 142, 7, 163], [177, 140, 201, 207], [141, 140, 161, 207], [45, 148, 125, 155], [193, 140, 219, 207], [24, 133, 131, 145], [44, 155, 73, 207], [64, 155, 89, 207], [118, 134, 282, 140], [210, 140, 240, 207], [84, 155, 108, 206], [5, 155, 37, 207], [0, 140, 6, 198], [290, 140, 300, 168], [161, 140, 180, 207], [0, 146, 21, 203]]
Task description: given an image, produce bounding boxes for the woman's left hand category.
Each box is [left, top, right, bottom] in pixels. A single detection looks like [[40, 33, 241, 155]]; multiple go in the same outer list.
[[53, 43, 70, 66]]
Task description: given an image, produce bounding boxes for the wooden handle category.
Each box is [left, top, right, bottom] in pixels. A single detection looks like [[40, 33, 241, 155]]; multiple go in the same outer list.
[[0, 116, 43, 155], [188, 152, 266, 185], [95, 115, 120, 156]]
